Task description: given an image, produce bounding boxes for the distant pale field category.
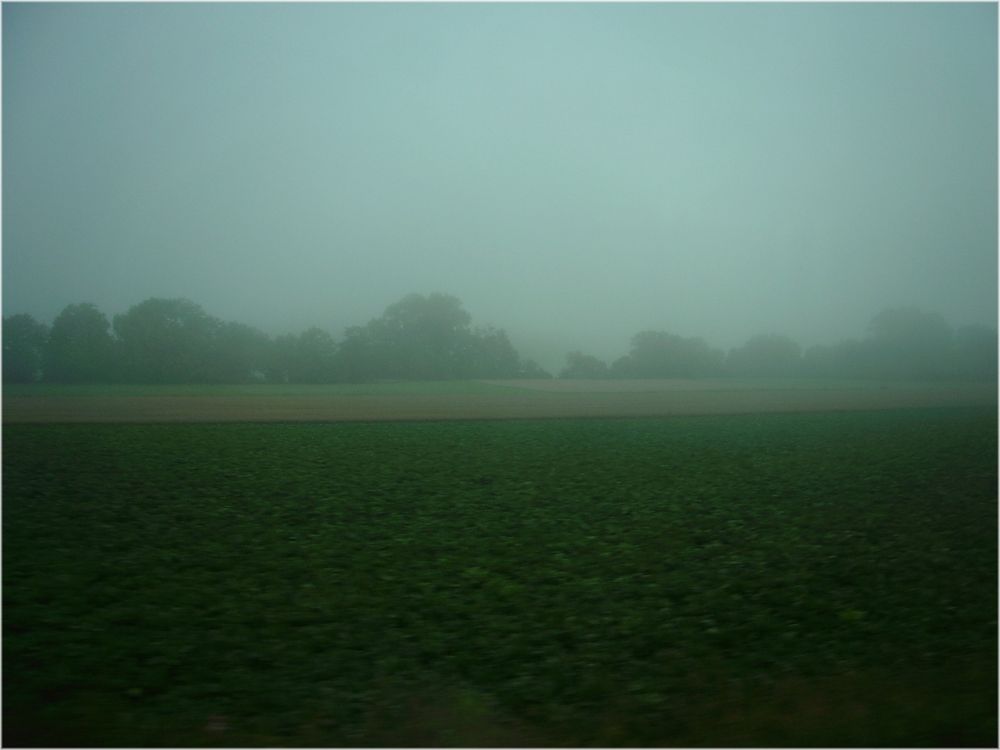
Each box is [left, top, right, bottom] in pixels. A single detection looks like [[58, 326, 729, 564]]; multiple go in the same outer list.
[[3, 379, 995, 423]]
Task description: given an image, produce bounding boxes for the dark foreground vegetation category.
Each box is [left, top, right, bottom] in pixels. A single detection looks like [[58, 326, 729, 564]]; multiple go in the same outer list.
[[4, 293, 997, 384], [4, 408, 996, 747]]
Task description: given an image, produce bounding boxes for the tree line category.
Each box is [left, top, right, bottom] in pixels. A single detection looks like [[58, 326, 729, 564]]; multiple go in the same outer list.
[[2, 293, 547, 384], [559, 308, 997, 381], [3, 294, 996, 384]]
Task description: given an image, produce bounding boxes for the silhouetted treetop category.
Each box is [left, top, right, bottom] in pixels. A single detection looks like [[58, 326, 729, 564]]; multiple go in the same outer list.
[[45, 303, 114, 383]]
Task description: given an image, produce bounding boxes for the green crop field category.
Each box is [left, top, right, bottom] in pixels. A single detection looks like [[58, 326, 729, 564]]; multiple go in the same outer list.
[[4, 408, 997, 747]]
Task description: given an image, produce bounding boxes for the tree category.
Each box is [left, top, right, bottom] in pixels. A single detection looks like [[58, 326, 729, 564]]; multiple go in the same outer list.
[[559, 351, 609, 379], [373, 292, 474, 379], [3, 314, 49, 383], [18, 291, 546, 384], [328, 325, 374, 383], [44, 303, 115, 382], [263, 328, 339, 383], [333, 293, 484, 381], [113, 298, 221, 383], [727, 334, 802, 378], [329, 295, 543, 382], [464, 327, 522, 378], [612, 331, 725, 378], [292, 327, 338, 383], [210, 321, 272, 383]]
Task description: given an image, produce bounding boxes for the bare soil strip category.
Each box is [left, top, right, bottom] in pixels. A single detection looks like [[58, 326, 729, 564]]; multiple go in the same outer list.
[[3, 382, 995, 423]]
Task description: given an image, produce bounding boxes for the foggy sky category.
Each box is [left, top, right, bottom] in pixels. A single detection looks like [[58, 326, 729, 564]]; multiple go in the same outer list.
[[3, 3, 997, 370]]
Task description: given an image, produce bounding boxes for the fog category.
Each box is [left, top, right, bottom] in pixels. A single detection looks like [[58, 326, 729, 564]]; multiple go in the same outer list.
[[3, 3, 996, 371]]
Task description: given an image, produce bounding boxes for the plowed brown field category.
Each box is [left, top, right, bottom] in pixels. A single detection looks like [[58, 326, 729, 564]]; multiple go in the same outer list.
[[3, 380, 995, 423]]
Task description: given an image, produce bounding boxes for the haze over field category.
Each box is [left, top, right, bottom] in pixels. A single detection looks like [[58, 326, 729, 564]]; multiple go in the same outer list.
[[3, 3, 997, 370]]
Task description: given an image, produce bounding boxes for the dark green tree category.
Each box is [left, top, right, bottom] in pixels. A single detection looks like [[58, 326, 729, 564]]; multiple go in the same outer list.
[[3, 314, 49, 383], [43, 303, 115, 382], [292, 327, 338, 383], [465, 326, 522, 378], [332, 325, 390, 383], [210, 321, 272, 383], [113, 298, 221, 383], [372, 292, 474, 379], [263, 328, 338, 383], [331, 295, 536, 382]]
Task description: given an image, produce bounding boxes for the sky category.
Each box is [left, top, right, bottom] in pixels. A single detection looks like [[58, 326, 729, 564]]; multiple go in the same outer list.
[[3, 2, 997, 369]]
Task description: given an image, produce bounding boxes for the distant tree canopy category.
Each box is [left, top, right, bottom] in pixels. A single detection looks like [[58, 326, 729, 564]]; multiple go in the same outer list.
[[331, 293, 540, 382], [2, 292, 549, 384], [267, 328, 338, 384], [337, 293, 477, 381], [601, 306, 996, 382], [114, 298, 222, 383], [44, 303, 115, 383], [3, 313, 49, 383], [612, 331, 725, 378], [3, 300, 995, 384], [799, 307, 994, 381]]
